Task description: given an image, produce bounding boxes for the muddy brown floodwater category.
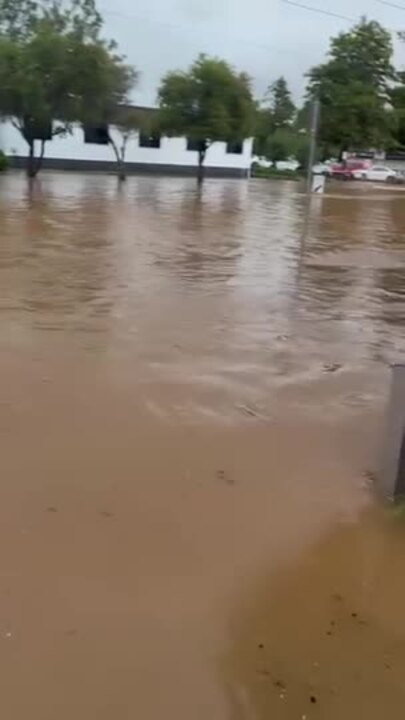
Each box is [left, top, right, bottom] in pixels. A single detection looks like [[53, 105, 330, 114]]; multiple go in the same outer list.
[[2, 172, 405, 719]]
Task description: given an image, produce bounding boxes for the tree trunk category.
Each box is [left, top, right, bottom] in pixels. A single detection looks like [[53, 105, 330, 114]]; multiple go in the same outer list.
[[119, 137, 128, 182], [109, 135, 127, 182], [27, 140, 36, 178], [339, 145, 348, 163], [36, 140, 45, 175], [26, 139, 46, 178], [197, 148, 206, 186]]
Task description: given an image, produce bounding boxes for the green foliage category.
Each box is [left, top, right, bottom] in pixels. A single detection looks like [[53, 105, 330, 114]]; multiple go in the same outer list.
[[390, 72, 405, 149], [260, 127, 319, 169], [109, 105, 143, 180], [0, 0, 38, 39], [265, 128, 296, 163], [158, 54, 255, 182], [0, 0, 102, 41], [0, 0, 135, 176], [254, 77, 295, 157], [0, 149, 8, 171], [306, 18, 396, 152], [295, 132, 322, 167], [252, 165, 300, 180], [266, 76, 295, 129], [295, 102, 311, 133], [254, 107, 272, 156]]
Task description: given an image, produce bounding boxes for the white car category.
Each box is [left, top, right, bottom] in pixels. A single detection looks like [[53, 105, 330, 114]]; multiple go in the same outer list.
[[312, 162, 330, 175], [276, 159, 299, 172], [353, 165, 398, 182], [252, 155, 273, 169]]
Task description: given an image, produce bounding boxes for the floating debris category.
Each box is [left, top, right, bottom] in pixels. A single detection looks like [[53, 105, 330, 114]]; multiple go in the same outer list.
[[322, 363, 342, 374], [235, 403, 259, 418], [362, 469, 376, 484], [216, 469, 235, 486], [234, 403, 269, 421]]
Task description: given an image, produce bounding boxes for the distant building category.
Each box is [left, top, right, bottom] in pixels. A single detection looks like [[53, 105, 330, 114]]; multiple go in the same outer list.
[[0, 105, 253, 178]]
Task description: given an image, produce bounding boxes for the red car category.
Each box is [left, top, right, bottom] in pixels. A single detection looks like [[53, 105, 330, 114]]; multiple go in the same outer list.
[[327, 160, 371, 180]]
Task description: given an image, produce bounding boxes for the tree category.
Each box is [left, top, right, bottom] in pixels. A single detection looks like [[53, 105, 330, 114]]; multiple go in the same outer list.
[[0, 0, 38, 39], [265, 128, 296, 164], [158, 54, 255, 185], [306, 18, 396, 155], [0, 0, 135, 177], [0, 0, 102, 41], [254, 77, 295, 158], [266, 76, 295, 129], [253, 106, 272, 156], [107, 104, 147, 182], [390, 76, 405, 149]]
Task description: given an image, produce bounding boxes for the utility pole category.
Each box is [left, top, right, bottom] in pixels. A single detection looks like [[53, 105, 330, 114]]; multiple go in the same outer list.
[[306, 98, 321, 196], [299, 98, 321, 273], [380, 364, 405, 499]]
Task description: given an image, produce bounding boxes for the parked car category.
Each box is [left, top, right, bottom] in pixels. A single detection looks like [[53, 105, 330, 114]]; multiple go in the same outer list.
[[327, 160, 371, 180], [252, 155, 273, 169], [312, 162, 331, 175], [352, 165, 398, 183], [276, 159, 300, 172]]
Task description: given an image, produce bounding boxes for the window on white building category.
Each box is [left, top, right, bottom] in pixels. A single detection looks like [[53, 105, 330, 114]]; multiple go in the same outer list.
[[139, 132, 161, 149], [83, 125, 109, 145], [23, 117, 52, 141], [187, 138, 203, 151], [226, 140, 243, 155]]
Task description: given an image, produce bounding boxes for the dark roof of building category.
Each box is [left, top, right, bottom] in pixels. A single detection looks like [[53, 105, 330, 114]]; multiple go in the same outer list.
[[113, 104, 158, 131]]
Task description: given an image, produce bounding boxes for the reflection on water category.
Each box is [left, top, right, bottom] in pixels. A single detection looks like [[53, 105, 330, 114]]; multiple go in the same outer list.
[[2, 174, 405, 380], [2, 172, 405, 719]]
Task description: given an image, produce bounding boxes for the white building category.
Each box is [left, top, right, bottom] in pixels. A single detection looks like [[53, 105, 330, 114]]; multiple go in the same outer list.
[[0, 107, 253, 178]]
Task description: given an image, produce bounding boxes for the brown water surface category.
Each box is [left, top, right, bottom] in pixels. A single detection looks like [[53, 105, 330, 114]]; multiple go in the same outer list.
[[1, 172, 405, 718]]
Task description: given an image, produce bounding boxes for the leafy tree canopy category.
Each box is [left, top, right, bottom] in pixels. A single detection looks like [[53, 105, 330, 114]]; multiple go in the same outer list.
[[390, 74, 405, 149], [264, 128, 295, 164], [306, 18, 396, 153], [108, 104, 147, 181], [0, 0, 102, 41], [265, 76, 295, 129], [254, 77, 295, 157], [0, 0, 135, 176], [158, 54, 255, 182]]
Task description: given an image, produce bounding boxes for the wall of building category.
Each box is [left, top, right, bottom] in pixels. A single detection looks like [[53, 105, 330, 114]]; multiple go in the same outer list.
[[0, 122, 253, 176]]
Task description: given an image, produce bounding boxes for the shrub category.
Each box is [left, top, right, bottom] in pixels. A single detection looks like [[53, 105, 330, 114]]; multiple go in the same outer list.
[[0, 151, 8, 172], [252, 165, 301, 180]]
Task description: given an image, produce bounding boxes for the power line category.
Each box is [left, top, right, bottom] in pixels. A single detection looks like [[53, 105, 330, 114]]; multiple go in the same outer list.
[[376, 0, 405, 10], [280, 0, 355, 22], [99, 5, 303, 59]]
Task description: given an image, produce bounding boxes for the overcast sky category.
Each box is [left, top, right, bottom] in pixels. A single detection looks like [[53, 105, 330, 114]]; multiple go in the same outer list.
[[97, 0, 405, 106]]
